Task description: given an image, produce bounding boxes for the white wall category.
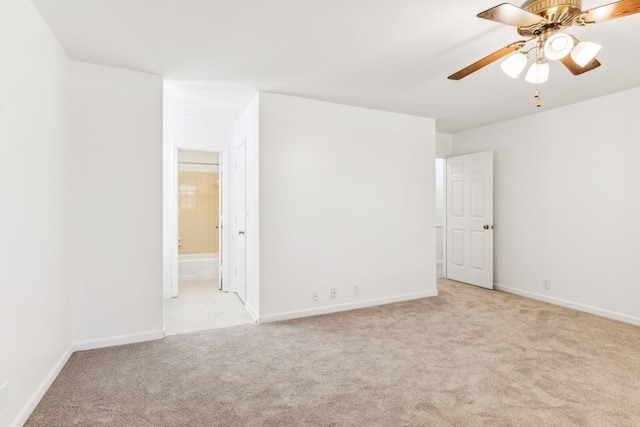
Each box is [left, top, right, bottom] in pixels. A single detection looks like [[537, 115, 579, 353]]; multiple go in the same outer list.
[[178, 150, 219, 173], [258, 93, 437, 321], [453, 87, 640, 326], [0, 1, 72, 426], [70, 62, 164, 348], [436, 133, 453, 159]]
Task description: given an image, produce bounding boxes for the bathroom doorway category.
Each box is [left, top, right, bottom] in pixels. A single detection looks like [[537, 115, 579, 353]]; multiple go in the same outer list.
[[164, 148, 253, 335], [176, 149, 222, 290]]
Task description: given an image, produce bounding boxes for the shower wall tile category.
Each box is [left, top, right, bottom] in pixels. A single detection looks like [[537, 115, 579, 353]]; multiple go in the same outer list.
[[178, 171, 219, 254]]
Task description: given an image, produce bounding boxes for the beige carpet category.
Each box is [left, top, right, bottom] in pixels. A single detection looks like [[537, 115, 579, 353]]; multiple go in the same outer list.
[[27, 279, 640, 426]]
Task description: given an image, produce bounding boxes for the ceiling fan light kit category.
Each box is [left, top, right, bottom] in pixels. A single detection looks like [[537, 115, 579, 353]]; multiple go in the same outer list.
[[544, 33, 574, 59], [571, 41, 602, 66], [448, 0, 640, 106], [501, 52, 529, 77], [525, 61, 549, 84]]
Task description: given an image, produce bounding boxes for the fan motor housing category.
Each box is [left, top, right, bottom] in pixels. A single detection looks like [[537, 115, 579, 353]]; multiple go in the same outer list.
[[522, 0, 583, 25]]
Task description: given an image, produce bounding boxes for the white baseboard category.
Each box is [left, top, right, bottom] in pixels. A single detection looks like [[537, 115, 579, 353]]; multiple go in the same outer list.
[[244, 301, 259, 322], [258, 290, 439, 323], [72, 330, 166, 352], [495, 284, 640, 327], [11, 344, 73, 427]]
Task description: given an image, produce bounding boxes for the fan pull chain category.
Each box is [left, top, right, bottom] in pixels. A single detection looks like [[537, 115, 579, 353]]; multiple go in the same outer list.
[[534, 42, 542, 107]]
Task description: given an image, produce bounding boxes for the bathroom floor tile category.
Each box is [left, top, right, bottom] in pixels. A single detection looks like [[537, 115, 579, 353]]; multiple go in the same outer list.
[[163, 280, 255, 335]]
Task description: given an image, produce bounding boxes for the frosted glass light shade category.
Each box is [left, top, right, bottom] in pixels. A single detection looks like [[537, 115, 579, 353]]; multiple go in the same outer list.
[[544, 33, 574, 60], [501, 53, 528, 78], [525, 62, 549, 84], [570, 41, 602, 66]]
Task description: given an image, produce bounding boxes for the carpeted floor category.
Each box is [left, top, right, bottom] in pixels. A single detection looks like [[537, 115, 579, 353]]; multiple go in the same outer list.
[[27, 279, 640, 426]]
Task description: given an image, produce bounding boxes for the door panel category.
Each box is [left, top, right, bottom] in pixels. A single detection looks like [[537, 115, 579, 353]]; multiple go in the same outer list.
[[471, 231, 485, 269], [446, 151, 494, 289], [471, 179, 484, 216], [452, 229, 464, 267], [452, 181, 464, 216]]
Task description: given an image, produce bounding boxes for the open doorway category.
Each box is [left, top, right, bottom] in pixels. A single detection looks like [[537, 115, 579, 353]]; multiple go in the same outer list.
[[176, 149, 221, 289], [164, 148, 253, 335], [162, 81, 259, 331], [439, 152, 494, 289]]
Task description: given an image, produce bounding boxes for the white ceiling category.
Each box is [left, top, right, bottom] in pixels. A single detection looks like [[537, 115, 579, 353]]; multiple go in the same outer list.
[[163, 81, 258, 123], [32, 0, 640, 133]]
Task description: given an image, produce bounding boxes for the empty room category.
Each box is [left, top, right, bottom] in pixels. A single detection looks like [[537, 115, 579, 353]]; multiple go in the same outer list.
[[2, 0, 639, 426]]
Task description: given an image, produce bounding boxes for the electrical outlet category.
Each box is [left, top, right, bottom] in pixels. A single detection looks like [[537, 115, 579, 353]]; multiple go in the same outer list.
[[543, 279, 550, 289], [0, 381, 8, 413], [330, 288, 337, 299], [353, 285, 359, 295], [312, 291, 318, 302]]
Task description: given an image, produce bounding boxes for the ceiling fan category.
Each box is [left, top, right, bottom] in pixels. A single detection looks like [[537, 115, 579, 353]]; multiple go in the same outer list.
[[448, 0, 640, 105]]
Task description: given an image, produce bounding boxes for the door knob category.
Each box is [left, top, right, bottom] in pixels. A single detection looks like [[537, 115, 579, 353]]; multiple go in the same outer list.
[[483, 225, 489, 230], [238, 230, 245, 235]]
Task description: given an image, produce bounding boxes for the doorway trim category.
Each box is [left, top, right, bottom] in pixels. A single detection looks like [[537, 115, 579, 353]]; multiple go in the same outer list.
[[435, 157, 447, 279]]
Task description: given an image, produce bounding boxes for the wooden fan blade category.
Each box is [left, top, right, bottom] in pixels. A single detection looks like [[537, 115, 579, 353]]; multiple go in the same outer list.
[[559, 36, 602, 75], [578, 0, 640, 24], [448, 41, 526, 80], [477, 3, 544, 27], [560, 55, 601, 75]]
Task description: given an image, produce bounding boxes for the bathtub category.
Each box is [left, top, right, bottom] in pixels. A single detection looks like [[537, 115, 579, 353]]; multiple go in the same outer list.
[[178, 252, 219, 283]]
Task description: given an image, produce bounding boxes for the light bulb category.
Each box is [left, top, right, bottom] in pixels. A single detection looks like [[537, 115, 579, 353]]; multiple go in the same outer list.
[[544, 33, 574, 60], [501, 53, 528, 78], [525, 62, 549, 84], [571, 42, 602, 67]]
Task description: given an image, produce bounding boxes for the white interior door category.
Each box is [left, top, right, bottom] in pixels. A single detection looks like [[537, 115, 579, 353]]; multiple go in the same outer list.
[[234, 142, 247, 302], [446, 151, 494, 289]]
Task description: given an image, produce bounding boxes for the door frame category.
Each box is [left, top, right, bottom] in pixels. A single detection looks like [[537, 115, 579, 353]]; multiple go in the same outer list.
[[436, 157, 448, 279], [170, 145, 231, 297], [233, 140, 247, 303]]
